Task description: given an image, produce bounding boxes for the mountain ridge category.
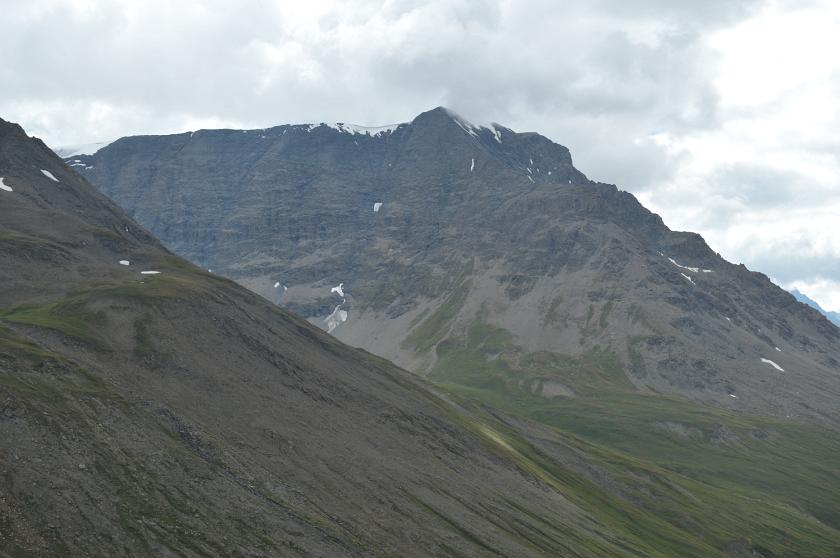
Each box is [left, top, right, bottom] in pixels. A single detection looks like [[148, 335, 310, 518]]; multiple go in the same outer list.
[[68, 106, 840, 428]]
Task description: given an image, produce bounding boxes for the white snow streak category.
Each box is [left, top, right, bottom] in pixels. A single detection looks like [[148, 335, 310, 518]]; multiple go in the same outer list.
[[490, 125, 502, 143], [331, 283, 345, 298], [53, 140, 114, 158], [668, 256, 713, 274], [527, 176, 535, 183], [729, 393, 738, 398], [325, 305, 348, 333], [119, 260, 130, 266], [0, 177, 12, 192], [681, 272, 696, 285], [669, 258, 700, 273], [41, 169, 59, 182], [140, 271, 161, 275], [373, 202, 383, 213], [760, 358, 785, 372], [274, 281, 281, 288], [320, 122, 403, 136], [470, 158, 475, 172]]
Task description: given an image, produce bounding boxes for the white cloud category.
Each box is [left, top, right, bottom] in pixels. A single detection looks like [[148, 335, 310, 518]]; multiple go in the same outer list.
[[1, 0, 838, 310]]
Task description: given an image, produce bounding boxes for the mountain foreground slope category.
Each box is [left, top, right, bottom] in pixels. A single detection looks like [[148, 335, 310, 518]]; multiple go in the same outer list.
[[45, 109, 840, 556]]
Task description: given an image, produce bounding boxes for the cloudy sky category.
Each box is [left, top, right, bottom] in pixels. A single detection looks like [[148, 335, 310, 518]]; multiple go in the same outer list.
[[2, 0, 839, 310]]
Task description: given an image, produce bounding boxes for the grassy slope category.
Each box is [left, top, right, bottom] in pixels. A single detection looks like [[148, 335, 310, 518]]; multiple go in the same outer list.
[[4, 269, 839, 556], [422, 319, 840, 557]]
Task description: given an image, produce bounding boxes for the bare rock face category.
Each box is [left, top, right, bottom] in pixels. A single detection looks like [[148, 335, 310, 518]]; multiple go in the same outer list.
[[72, 107, 840, 427]]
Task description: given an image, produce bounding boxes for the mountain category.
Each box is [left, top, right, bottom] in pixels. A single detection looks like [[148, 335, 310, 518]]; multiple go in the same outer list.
[[68, 107, 840, 428], [45, 109, 840, 556], [791, 288, 840, 327], [0, 116, 781, 557]]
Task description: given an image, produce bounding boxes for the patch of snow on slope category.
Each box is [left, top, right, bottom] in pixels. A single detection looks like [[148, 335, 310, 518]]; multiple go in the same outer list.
[[325, 305, 348, 333], [775, 346, 782, 352], [760, 358, 785, 372], [669, 258, 700, 273], [681, 272, 696, 285], [729, 393, 738, 398], [490, 124, 502, 143], [374, 202, 383, 212], [140, 271, 161, 275], [53, 140, 114, 158], [274, 281, 280, 288], [528, 176, 535, 183], [119, 260, 130, 266], [320, 122, 404, 136], [40, 170, 59, 182], [0, 177, 12, 192], [470, 158, 475, 172], [331, 283, 345, 298]]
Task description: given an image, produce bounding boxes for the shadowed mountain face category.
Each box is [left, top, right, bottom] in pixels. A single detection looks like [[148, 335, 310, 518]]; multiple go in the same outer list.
[[13, 114, 840, 557], [72, 107, 840, 429]]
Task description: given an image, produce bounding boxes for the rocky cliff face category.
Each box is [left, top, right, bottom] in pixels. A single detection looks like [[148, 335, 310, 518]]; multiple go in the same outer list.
[[72, 107, 840, 428]]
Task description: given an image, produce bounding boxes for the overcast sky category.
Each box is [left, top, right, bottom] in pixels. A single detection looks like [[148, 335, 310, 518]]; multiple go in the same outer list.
[[2, 0, 839, 311]]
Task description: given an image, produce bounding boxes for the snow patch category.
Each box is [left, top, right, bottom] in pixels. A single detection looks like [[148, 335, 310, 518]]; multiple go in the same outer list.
[[40, 169, 59, 182], [324, 305, 348, 333], [0, 177, 12, 192], [760, 358, 785, 372], [274, 281, 281, 288], [331, 283, 345, 298], [729, 393, 738, 398], [489, 124, 502, 143], [527, 176, 535, 183], [140, 271, 161, 275], [119, 260, 130, 266], [680, 272, 696, 285], [319, 122, 404, 136], [470, 158, 475, 172], [373, 202, 383, 213], [775, 346, 782, 352], [53, 140, 114, 158], [669, 258, 700, 273]]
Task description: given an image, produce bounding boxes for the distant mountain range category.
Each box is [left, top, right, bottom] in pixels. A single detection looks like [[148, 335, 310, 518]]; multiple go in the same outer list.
[[790, 288, 840, 327]]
